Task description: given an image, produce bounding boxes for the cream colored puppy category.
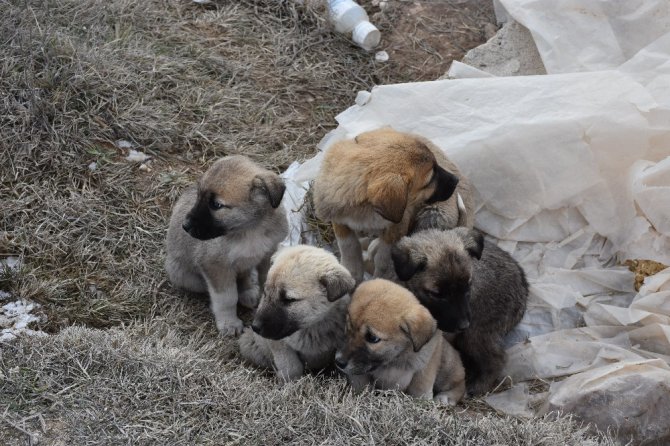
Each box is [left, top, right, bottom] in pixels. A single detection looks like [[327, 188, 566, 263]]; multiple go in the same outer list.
[[335, 279, 466, 405], [165, 155, 288, 336], [239, 245, 355, 382]]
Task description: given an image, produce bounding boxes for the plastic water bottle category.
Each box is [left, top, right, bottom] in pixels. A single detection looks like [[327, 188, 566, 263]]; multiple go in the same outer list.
[[328, 0, 381, 51]]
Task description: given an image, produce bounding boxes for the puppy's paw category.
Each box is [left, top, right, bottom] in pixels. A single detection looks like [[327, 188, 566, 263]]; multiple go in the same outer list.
[[238, 286, 260, 309], [434, 392, 459, 406], [276, 368, 303, 383], [341, 258, 365, 285], [216, 316, 244, 337], [372, 244, 399, 281], [373, 263, 398, 282]]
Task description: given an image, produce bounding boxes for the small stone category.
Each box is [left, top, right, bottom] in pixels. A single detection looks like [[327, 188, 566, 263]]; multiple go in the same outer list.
[[375, 50, 389, 62]]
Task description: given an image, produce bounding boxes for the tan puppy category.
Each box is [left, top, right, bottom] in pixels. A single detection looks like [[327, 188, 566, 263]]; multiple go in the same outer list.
[[312, 127, 473, 283], [165, 155, 288, 336], [238, 245, 355, 382], [335, 279, 466, 405]]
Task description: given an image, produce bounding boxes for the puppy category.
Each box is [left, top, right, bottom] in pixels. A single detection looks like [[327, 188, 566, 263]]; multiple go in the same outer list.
[[165, 155, 288, 336], [312, 127, 473, 283], [335, 279, 465, 405], [391, 228, 529, 395], [238, 245, 355, 382]]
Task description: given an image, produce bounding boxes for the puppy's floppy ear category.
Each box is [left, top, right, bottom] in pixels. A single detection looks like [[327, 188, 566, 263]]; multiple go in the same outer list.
[[427, 164, 459, 204], [455, 228, 484, 260], [320, 266, 356, 302], [368, 174, 408, 224], [400, 305, 436, 352], [391, 240, 427, 281], [253, 173, 286, 208]]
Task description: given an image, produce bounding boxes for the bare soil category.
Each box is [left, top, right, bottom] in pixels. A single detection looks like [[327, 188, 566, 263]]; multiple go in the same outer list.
[[368, 0, 497, 81]]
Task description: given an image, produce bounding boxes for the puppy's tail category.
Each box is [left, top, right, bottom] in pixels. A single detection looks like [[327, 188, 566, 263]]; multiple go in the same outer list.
[[238, 328, 274, 369]]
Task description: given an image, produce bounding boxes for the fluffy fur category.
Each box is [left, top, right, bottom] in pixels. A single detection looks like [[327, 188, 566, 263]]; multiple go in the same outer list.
[[391, 228, 529, 395], [238, 245, 355, 382], [165, 155, 288, 336], [312, 127, 473, 283], [336, 279, 465, 405]]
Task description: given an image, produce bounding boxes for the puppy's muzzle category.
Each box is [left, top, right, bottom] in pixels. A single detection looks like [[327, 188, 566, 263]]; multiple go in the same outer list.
[[251, 320, 263, 335], [334, 352, 348, 371], [250, 307, 299, 340], [426, 165, 459, 204]]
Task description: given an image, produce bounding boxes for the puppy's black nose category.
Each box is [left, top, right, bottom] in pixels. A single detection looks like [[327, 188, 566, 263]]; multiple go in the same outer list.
[[251, 321, 262, 334], [458, 320, 470, 330], [182, 219, 193, 232], [334, 352, 348, 370]]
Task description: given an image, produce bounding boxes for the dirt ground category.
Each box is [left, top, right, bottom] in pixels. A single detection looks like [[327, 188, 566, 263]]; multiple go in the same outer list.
[[1, 0, 497, 334], [0, 0, 617, 444], [366, 0, 497, 81]]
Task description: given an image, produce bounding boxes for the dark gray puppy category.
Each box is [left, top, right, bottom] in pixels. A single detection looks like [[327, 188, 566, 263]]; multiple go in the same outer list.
[[391, 228, 528, 395]]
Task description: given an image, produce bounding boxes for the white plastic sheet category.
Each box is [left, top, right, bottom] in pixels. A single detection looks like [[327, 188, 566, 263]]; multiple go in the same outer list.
[[282, 0, 670, 441], [499, 0, 670, 74]]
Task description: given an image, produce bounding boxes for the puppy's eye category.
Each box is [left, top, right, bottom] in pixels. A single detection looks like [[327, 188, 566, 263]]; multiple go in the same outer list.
[[209, 195, 229, 211], [365, 331, 381, 344], [425, 289, 441, 298]]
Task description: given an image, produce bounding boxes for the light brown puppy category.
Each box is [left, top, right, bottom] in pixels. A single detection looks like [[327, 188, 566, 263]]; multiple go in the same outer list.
[[335, 279, 466, 405], [312, 127, 473, 283], [238, 245, 355, 382], [165, 155, 288, 336]]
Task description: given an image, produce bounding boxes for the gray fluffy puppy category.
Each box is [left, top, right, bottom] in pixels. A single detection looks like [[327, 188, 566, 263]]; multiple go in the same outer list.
[[391, 228, 528, 395]]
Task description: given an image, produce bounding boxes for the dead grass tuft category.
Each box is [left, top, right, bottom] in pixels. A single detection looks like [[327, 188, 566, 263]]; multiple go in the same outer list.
[[0, 0, 398, 330], [625, 259, 668, 291], [0, 318, 617, 445], [301, 181, 337, 247]]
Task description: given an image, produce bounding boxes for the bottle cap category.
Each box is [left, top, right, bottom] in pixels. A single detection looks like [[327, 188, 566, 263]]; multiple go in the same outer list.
[[352, 21, 380, 50]]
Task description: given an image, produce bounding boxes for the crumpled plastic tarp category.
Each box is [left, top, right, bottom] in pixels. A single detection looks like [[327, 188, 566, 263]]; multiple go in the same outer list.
[[280, 0, 670, 442]]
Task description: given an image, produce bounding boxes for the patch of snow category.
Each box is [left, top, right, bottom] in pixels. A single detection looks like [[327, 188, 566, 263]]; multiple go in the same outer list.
[[0, 298, 47, 342], [88, 162, 97, 171], [1, 256, 21, 272], [116, 139, 133, 149], [126, 149, 150, 163]]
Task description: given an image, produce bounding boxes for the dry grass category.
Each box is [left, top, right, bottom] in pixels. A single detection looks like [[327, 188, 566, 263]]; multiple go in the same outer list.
[[0, 317, 617, 445], [0, 0, 619, 444], [0, 0, 402, 331], [625, 259, 668, 291]]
